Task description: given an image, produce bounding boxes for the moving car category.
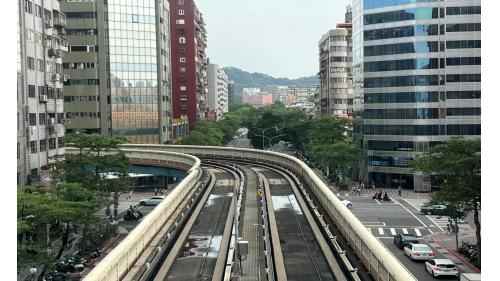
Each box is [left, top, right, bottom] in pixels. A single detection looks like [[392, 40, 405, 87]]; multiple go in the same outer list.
[[425, 259, 459, 277], [336, 195, 352, 208], [393, 234, 419, 249], [420, 204, 447, 215], [139, 196, 165, 206], [404, 243, 435, 260]]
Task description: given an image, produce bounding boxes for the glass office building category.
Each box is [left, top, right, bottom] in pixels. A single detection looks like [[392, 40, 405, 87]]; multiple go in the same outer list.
[[62, 0, 172, 144], [352, 0, 481, 191]]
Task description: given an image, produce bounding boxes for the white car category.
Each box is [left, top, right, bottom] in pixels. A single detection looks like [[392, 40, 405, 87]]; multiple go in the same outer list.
[[139, 196, 165, 206], [337, 195, 352, 208], [404, 243, 435, 260], [425, 259, 459, 277]]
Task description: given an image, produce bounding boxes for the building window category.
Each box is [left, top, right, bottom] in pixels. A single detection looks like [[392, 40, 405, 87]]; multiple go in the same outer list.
[[179, 36, 186, 44], [176, 19, 185, 24], [17, 143, 20, 159], [180, 95, 187, 100], [39, 139, 47, 152], [36, 59, 44, 71], [178, 28, 185, 35], [29, 113, 37, 126], [35, 4, 42, 17], [178, 9, 185, 16], [178, 47, 186, 53], [28, 85, 36, 98], [180, 67, 186, 72], [39, 113, 47, 125], [178, 0, 184, 4], [180, 86, 187, 91], [30, 141, 37, 153], [58, 137, 64, 147], [49, 138, 56, 150], [179, 57, 186, 63], [26, 29, 33, 42], [25, 0, 33, 14], [27, 57, 35, 70]]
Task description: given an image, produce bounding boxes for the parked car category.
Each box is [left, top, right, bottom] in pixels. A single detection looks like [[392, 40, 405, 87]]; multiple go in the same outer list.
[[336, 195, 352, 208], [139, 196, 165, 206], [393, 234, 419, 249], [420, 204, 447, 215], [404, 243, 435, 260], [425, 259, 459, 277]]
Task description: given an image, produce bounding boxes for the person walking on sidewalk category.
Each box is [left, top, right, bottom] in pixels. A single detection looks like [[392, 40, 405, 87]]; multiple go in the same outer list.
[[128, 190, 133, 200], [28, 266, 37, 281], [398, 186, 402, 196]]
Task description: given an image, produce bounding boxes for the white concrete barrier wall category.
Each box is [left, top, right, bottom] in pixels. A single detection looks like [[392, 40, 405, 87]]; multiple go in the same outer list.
[[122, 144, 416, 281], [65, 148, 201, 281]]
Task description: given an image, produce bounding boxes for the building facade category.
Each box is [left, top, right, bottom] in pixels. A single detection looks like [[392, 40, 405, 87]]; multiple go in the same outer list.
[[61, 0, 172, 144], [318, 6, 353, 118], [227, 80, 236, 106], [18, 0, 67, 185], [169, 0, 207, 136], [286, 86, 318, 106], [206, 63, 228, 121], [353, 0, 481, 191]]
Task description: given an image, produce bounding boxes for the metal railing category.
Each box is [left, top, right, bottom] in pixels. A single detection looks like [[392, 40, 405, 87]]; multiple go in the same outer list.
[[121, 144, 417, 281], [64, 148, 202, 281]]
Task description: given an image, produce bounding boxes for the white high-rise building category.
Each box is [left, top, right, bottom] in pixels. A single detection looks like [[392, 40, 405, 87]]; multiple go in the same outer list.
[[207, 64, 229, 121], [18, 0, 67, 185]]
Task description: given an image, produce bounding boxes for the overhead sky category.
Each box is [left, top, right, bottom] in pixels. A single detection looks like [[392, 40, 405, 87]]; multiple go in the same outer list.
[[194, 0, 348, 79]]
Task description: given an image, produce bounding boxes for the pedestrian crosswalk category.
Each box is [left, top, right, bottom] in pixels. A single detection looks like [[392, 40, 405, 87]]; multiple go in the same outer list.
[[366, 227, 431, 238]]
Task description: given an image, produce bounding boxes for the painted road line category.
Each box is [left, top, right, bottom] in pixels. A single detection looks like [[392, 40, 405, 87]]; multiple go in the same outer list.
[[390, 228, 396, 235], [375, 199, 381, 205], [401, 198, 445, 231], [402, 228, 408, 234], [378, 228, 384, 235], [414, 229, 422, 237], [394, 199, 427, 227], [428, 228, 434, 234]]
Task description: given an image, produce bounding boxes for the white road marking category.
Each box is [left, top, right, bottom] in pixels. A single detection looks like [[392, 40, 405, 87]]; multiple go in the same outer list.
[[390, 228, 396, 235], [393, 199, 427, 227], [402, 228, 408, 234], [378, 228, 384, 235], [428, 228, 434, 234], [401, 199, 444, 231], [415, 229, 422, 237]]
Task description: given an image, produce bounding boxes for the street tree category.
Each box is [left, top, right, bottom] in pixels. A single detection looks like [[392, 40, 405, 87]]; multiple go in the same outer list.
[[410, 138, 480, 263]]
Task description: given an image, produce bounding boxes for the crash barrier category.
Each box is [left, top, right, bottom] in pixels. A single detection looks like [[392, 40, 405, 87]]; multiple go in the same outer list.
[[65, 148, 202, 281], [122, 144, 417, 281]]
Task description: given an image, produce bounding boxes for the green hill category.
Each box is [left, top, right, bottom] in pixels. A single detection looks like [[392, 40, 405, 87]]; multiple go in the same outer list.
[[222, 66, 319, 94]]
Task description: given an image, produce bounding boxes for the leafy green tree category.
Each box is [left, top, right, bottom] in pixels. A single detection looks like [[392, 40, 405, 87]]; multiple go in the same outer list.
[[411, 138, 480, 263]]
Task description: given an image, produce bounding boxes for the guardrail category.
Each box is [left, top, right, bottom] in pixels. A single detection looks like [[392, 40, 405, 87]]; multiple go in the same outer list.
[[122, 144, 417, 281], [64, 148, 202, 281]]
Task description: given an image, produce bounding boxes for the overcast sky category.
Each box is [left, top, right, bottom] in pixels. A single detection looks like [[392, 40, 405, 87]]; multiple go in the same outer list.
[[195, 0, 348, 79]]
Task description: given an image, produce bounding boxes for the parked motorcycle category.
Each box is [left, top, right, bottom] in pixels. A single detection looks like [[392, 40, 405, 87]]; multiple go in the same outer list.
[[124, 210, 143, 221]]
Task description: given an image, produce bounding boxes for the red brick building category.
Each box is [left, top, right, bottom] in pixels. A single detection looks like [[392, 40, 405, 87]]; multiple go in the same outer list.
[[168, 0, 208, 137]]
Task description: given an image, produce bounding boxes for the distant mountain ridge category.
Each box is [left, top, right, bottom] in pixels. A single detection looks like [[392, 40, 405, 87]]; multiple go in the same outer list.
[[222, 66, 319, 93]]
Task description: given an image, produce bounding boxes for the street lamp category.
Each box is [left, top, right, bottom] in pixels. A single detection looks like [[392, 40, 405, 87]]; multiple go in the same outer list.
[[253, 126, 278, 149], [256, 133, 287, 151]]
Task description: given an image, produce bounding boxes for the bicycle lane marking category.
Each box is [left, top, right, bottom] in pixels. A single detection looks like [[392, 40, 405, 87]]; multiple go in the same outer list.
[[401, 198, 444, 232]]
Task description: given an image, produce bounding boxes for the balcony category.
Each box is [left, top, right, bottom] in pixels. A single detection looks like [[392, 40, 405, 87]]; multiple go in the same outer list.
[[53, 14, 67, 28]]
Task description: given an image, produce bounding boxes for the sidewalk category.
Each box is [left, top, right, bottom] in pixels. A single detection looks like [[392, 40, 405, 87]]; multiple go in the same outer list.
[[426, 229, 480, 273], [312, 168, 433, 199]]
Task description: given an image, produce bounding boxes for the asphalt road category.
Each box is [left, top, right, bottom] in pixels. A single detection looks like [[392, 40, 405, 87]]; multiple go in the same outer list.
[[345, 195, 466, 280]]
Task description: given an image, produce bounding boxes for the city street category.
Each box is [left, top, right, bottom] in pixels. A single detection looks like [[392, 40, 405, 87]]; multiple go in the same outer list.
[[346, 194, 478, 280]]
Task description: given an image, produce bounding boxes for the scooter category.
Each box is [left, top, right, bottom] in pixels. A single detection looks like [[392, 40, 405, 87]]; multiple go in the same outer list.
[[124, 210, 143, 221]]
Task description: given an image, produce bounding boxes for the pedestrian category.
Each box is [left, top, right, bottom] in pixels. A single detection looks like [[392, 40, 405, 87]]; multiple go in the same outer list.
[[360, 182, 365, 190], [128, 190, 133, 200], [154, 188, 158, 196], [371, 181, 375, 190], [29, 266, 37, 281], [398, 186, 402, 196], [446, 222, 451, 234]]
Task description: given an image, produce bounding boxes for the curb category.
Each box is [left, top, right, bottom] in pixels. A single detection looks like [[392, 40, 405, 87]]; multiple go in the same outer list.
[[429, 233, 480, 273]]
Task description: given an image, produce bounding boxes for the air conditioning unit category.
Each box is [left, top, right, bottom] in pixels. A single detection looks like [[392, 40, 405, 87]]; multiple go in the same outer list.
[[51, 74, 60, 82], [48, 118, 56, 125], [62, 74, 69, 82], [39, 95, 48, 103]]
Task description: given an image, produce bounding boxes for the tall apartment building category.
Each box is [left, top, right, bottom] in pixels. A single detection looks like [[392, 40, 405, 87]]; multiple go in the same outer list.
[[169, 0, 207, 136], [61, 0, 172, 144], [18, 0, 67, 185], [353, 0, 481, 191], [206, 64, 228, 121], [318, 6, 353, 118]]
